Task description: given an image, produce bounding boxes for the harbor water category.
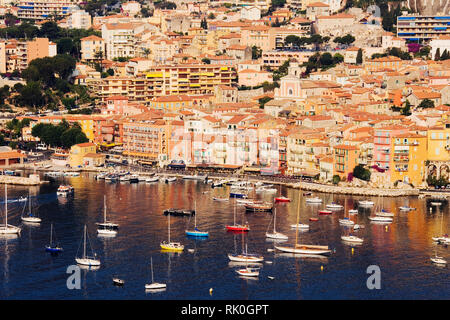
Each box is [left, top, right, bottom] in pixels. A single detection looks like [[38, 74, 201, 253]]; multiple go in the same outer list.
[[0, 172, 448, 299]]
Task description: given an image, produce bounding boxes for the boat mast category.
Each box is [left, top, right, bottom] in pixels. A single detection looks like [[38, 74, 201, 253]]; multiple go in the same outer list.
[[4, 184, 7, 227], [151, 257, 154, 283], [104, 195, 107, 223], [194, 201, 197, 228], [83, 225, 87, 259], [50, 223, 53, 246], [273, 208, 276, 233], [295, 189, 301, 247], [168, 213, 170, 243]]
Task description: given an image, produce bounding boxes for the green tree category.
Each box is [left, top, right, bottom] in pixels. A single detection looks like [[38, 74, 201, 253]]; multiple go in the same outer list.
[[332, 175, 341, 185], [251, 46, 262, 60], [356, 48, 363, 64], [353, 164, 371, 181], [435, 48, 441, 61], [418, 99, 435, 109], [332, 53, 344, 64]]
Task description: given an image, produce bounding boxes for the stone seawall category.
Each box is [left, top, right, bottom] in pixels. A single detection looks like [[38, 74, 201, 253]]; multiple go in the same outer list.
[[288, 182, 420, 197], [0, 174, 44, 185]]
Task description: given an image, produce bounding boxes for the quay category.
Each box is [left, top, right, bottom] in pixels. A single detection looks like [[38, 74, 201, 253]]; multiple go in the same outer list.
[[7, 162, 450, 198]]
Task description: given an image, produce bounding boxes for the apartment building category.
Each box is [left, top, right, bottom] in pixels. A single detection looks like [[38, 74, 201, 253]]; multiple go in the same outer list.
[[80, 35, 105, 62], [0, 38, 56, 73], [389, 132, 427, 186], [94, 64, 236, 104], [17, 0, 81, 20], [102, 22, 148, 60], [66, 9, 91, 29], [397, 14, 450, 41]]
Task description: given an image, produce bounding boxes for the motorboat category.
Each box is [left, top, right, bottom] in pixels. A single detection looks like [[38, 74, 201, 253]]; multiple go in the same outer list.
[[290, 223, 309, 230], [235, 267, 259, 277], [57, 185, 74, 197], [339, 218, 355, 226], [213, 197, 229, 202], [146, 176, 159, 183], [245, 202, 273, 212], [305, 197, 322, 204], [430, 256, 447, 265], [348, 209, 358, 214], [341, 235, 364, 244], [399, 206, 415, 211], [358, 200, 374, 207], [326, 202, 344, 210], [274, 196, 291, 203], [163, 209, 195, 217], [318, 210, 332, 215], [369, 216, 393, 223], [113, 278, 125, 286]]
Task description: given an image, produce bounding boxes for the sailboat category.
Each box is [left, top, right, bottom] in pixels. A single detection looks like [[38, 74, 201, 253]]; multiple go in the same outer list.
[[225, 202, 249, 232], [21, 194, 41, 223], [0, 185, 21, 235], [274, 185, 290, 203], [97, 195, 118, 236], [374, 195, 394, 217], [369, 195, 393, 223], [75, 225, 100, 267], [326, 194, 343, 210], [339, 201, 355, 226], [430, 243, 447, 265], [145, 257, 167, 290], [160, 213, 184, 251], [341, 205, 363, 244], [275, 190, 331, 255], [228, 231, 264, 263], [45, 223, 63, 253], [266, 208, 288, 240], [432, 212, 449, 244], [185, 201, 209, 237]]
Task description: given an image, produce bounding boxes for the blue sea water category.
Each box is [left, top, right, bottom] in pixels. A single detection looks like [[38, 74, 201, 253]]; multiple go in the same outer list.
[[0, 173, 448, 300]]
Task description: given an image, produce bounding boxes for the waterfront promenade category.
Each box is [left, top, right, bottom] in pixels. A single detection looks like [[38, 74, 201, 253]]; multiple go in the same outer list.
[[6, 160, 449, 198]]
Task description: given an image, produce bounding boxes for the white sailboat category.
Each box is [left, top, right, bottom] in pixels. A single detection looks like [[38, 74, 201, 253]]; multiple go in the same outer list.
[[375, 195, 394, 217], [160, 213, 184, 251], [432, 212, 449, 244], [76, 225, 100, 267], [0, 185, 21, 235], [275, 190, 331, 255], [430, 244, 447, 265], [305, 196, 322, 204], [21, 194, 41, 223], [339, 201, 355, 226], [145, 257, 166, 290], [266, 208, 288, 240], [97, 195, 118, 235]]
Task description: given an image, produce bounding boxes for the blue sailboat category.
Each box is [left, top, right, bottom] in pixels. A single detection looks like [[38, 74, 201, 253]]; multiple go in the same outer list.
[[185, 202, 209, 237], [45, 223, 63, 253]]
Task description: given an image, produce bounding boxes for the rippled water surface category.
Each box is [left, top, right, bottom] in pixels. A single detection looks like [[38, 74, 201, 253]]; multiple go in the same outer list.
[[0, 173, 448, 299]]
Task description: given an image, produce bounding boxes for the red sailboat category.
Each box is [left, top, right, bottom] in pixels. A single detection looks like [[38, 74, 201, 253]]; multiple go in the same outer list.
[[226, 202, 250, 232], [318, 209, 332, 215], [274, 185, 290, 203]]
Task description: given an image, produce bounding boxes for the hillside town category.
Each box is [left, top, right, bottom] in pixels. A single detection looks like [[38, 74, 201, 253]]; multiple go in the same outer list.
[[0, 0, 448, 191]]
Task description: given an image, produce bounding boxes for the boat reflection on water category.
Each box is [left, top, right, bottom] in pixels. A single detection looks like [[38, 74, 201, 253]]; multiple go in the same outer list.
[[274, 252, 329, 262], [78, 264, 100, 271], [228, 261, 263, 268], [145, 287, 167, 293], [265, 238, 288, 243]]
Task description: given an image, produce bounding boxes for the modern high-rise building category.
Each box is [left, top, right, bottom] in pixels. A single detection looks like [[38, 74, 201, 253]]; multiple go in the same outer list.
[[397, 14, 450, 41], [17, 0, 82, 20]]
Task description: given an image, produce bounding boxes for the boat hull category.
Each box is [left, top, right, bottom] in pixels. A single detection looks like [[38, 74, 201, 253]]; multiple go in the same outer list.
[[185, 230, 209, 237], [76, 258, 101, 266], [275, 245, 331, 255]]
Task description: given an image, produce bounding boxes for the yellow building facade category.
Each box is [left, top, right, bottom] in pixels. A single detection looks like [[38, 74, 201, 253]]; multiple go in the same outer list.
[[389, 133, 427, 186], [68, 142, 97, 167]]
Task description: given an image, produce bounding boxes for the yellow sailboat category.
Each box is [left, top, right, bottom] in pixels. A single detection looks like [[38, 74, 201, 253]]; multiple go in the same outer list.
[[160, 212, 184, 252]]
